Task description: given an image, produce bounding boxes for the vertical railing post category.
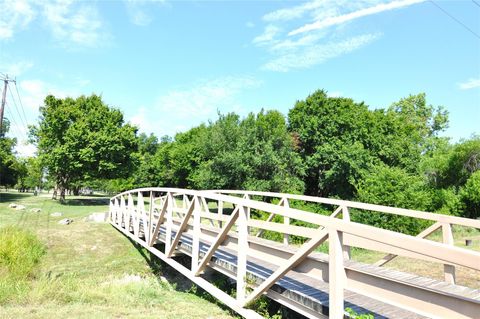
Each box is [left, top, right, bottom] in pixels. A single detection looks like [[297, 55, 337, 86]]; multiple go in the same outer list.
[[138, 191, 146, 238], [243, 194, 251, 234], [329, 228, 345, 319], [341, 206, 351, 260], [192, 196, 201, 271], [128, 193, 136, 236], [120, 195, 126, 229], [442, 222, 456, 284], [165, 192, 173, 255], [148, 191, 154, 245], [218, 200, 224, 228], [237, 205, 249, 303], [283, 198, 290, 245]]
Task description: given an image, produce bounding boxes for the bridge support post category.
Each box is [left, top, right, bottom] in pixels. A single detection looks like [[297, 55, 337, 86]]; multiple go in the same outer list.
[[283, 198, 290, 245], [329, 228, 345, 319], [442, 223, 456, 284], [237, 205, 249, 303], [192, 196, 201, 270], [165, 192, 173, 254], [341, 206, 351, 260]]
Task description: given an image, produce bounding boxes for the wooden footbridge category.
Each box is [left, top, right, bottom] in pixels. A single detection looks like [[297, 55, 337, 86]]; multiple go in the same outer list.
[[109, 188, 480, 319]]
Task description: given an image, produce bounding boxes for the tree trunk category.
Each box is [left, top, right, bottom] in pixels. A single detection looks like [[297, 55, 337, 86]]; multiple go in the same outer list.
[[52, 186, 58, 200], [59, 186, 66, 203], [73, 187, 80, 196]]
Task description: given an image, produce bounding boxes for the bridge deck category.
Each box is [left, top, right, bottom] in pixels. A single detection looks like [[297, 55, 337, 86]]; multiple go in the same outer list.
[[150, 224, 430, 318]]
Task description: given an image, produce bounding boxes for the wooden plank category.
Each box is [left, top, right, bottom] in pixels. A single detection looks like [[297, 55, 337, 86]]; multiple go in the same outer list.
[[248, 219, 317, 238], [283, 198, 290, 245], [192, 196, 201, 270], [442, 223, 456, 284], [374, 221, 442, 267], [237, 205, 249, 303], [329, 229, 345, 319]]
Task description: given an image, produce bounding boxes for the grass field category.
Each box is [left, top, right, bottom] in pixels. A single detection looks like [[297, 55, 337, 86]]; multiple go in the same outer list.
[[0, 191, 235, 319]]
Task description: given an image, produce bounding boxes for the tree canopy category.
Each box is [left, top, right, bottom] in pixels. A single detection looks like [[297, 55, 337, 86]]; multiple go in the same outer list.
[[30, 94, 137, 201]]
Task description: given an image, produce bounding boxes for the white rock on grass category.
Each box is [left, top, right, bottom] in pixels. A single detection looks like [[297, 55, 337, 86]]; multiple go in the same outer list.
[[30, 208, 41, 213], [15, 205, 26, 210], [50, 212, 62, 217], [85, 212, 108, 223], [58, 218, 73, 225], [8, 203, 17, 208]]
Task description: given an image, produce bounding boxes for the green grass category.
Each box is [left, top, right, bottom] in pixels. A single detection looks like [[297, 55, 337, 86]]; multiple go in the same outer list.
[[0, 191, 234, 318]]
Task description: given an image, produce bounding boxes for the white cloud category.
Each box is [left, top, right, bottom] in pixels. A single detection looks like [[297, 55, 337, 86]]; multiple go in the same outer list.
[[289, 0, 425, 36], [0, 0, 35, 39], [327, 91, 343, 98], [129, 106, 155, 133], [152, 76, 262, 135], [253, 25, 281, 45], [42, 0, 110, 48], [15, 142, 37, 157], [262, 33, 380, 72], [253, 0, 423, 72], [246, 21, 255, 28], [0, 60, 33, 76], [263, 0, 327, 22], [458, 78, 480, 90], [125, 0, 167, 26], [19, 79, 80, 111]]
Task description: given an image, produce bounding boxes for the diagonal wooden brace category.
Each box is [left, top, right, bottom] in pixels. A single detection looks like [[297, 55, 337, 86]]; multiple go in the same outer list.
[[149, 195, 169, 247], [243, 227, 329, 306], [167, 198, 196, 257], [195, 206, 240, 276]]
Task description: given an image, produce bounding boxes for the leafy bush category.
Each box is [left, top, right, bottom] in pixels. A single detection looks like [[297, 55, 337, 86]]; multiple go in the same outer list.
[[0, 226, 45, 279], [355, 165, 432, 235], [460, 171, 480, 219], [0, 226, 46, 303]]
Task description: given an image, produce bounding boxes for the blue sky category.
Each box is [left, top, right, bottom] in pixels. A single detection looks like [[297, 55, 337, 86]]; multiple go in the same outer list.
[[0, 0, 479, 157]]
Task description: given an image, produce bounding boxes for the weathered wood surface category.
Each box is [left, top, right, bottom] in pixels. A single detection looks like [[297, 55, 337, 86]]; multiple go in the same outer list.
[[110, 188, 480, 319]]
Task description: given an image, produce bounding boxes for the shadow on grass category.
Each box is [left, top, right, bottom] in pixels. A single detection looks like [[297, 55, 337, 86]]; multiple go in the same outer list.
[[127, 237, 239, 316], [0, 192, 34, 203], [63, 198, 110, 206]]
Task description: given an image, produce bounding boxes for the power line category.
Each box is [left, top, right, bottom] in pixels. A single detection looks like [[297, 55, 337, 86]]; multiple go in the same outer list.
[[429, 0, 480, 40], [472, 0, 480, 8], [14, 82, 29, 129], [4, 104, 24, 139], [8, 84, 29, 131]]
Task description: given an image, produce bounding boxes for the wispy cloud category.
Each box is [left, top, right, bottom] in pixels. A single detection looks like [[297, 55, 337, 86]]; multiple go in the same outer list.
[[289, 0, 425, 36], [42, 0, 111, 48], [0, 0, 35, 40], [253, 1, 425, 72], [0, 60, 33, 76], [458, 78, 480, 90], [151, 76, 262, 135], [263, 33, 380, 72], [125, 0, 167, 26]]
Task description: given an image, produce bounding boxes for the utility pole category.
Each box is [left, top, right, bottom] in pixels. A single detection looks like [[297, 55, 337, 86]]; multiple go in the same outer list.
[[0, 74, 16, 134]]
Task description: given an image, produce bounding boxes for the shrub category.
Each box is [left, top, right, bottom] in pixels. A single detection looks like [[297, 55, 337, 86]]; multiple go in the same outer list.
[[0, 226, 45, 279]]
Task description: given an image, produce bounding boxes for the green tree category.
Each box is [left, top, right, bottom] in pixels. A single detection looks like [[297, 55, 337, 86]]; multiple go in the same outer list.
[[460, 171, 480, 219], [30, 95, 137, 201], [288, 90, 448, 199], [191, 111, 304, 193], [355, 165, 432, 234], [0, 119, 19, 189]]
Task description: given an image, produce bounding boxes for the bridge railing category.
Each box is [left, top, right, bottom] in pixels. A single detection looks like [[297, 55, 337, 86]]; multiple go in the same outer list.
[[109, 188, 480, 319], [210, 190, 480, 285]]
